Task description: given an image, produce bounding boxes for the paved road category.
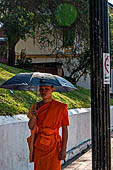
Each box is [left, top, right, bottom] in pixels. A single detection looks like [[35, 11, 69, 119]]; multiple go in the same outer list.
[[63, 137, 113, 170]]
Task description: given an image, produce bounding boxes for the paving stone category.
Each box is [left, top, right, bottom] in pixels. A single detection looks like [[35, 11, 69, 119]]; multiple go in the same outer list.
[[63, 138, 113, 170]]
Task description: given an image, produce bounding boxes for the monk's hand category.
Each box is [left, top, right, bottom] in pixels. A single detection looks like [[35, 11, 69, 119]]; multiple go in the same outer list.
[[28, 112, 37, 130], [31, 109, 37, 117], [58, 148, 66, 160]]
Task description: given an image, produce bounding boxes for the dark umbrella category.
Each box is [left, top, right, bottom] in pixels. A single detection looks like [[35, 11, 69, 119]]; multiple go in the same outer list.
[[0, 72, 76, 92]]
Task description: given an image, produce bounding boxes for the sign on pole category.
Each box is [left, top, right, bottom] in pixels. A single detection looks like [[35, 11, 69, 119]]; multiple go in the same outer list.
[[103, 53, 110, 84]]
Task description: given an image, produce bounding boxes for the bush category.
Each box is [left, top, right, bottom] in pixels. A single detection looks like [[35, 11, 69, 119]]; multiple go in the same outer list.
[[16, 49, 32, 69]]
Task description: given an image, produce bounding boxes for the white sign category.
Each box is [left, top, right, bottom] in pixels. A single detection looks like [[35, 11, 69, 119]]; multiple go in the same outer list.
[[103, 53, 110, 84]]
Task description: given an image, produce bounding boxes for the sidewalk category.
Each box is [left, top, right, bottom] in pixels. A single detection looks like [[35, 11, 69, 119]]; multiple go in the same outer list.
[[63, 137, 113, 170]]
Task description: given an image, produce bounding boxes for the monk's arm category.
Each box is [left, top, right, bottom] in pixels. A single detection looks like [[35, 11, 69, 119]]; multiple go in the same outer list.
[[28, 103, 38, 130], [28, 116, 36, 130], [62, 125, 68, 150], [59, 125, 68, 160]]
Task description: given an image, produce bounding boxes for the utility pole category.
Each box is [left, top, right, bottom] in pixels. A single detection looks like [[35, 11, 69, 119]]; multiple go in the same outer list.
[[90, 0, 111, 169]]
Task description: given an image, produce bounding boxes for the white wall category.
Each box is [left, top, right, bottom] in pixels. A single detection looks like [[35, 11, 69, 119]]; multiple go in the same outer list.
[[0, 115, 33, 170], [0, 107, 113, 170], [65, 108, 91, 161]]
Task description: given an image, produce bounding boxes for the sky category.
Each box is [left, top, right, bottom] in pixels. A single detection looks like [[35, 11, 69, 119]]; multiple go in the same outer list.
[[108, 0, 113, 4]]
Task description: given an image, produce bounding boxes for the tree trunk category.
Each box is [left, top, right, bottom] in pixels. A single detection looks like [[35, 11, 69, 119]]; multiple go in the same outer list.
[[8, 38, 19, 66], [8, 44, 16, 66]]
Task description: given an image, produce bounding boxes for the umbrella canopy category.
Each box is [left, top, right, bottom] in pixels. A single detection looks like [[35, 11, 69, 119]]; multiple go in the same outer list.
[[0, 72, 76, 92]]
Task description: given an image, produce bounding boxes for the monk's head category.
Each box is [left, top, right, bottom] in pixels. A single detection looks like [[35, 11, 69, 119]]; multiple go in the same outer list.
[[39, 85, 54, 100]]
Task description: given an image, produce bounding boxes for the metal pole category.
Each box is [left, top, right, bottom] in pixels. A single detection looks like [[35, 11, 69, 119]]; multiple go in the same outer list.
[[90, 0, 111, 169]]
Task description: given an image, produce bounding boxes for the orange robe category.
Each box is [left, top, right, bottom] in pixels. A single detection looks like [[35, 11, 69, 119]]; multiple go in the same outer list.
[[28, 99, 69, 170]]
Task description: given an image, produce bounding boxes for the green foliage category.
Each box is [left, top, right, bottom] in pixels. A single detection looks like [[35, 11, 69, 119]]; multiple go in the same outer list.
[[55, 3, 77, 26], [0, 0, 38, 65], [0, 1, 36, 41], [61, 48, 91, 83], [33, 0, 90, 83], [16, 49, 32, 69], [35, 0, 89, 50], [0, 0, 90, 68], [0, 63, 34, 116], [16, 57, 32, 69], [0, 88, 35, 116], [0, 45, 7, 59], [63, 29, 75, 47], [53, 86, 91, 109]]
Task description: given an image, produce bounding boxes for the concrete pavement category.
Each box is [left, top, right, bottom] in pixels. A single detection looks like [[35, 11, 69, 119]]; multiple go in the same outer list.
[[63, 137, 113, 170]]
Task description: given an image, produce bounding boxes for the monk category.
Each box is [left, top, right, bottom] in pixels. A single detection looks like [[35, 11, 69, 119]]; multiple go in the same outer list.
[[27, 85, 69, 170]]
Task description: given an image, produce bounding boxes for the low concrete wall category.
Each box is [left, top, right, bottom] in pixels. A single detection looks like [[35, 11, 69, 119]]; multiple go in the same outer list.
[[0, 115, 33, 170], [110, 106, 113, 130], [65, 108, 91, 161], [0, 107, 113, 170]]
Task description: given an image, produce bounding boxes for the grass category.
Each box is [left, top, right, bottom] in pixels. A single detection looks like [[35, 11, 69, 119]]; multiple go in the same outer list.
[[0, 62, 112, 116]]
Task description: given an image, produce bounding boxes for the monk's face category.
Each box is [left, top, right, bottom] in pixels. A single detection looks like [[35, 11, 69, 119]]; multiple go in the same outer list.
[[39, 85, 54, 100]]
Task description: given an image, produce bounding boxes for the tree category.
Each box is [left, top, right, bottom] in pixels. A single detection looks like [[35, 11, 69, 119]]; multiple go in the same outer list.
[[0, 0, 90, 78], [34, 0, 89, 50], [33, 0, 90, 82], [56, 48, 91, 83], [0, 0, 38, 66]]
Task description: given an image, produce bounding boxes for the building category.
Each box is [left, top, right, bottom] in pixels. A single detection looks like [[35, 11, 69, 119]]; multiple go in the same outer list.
[[15, 37, 64, 76]]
